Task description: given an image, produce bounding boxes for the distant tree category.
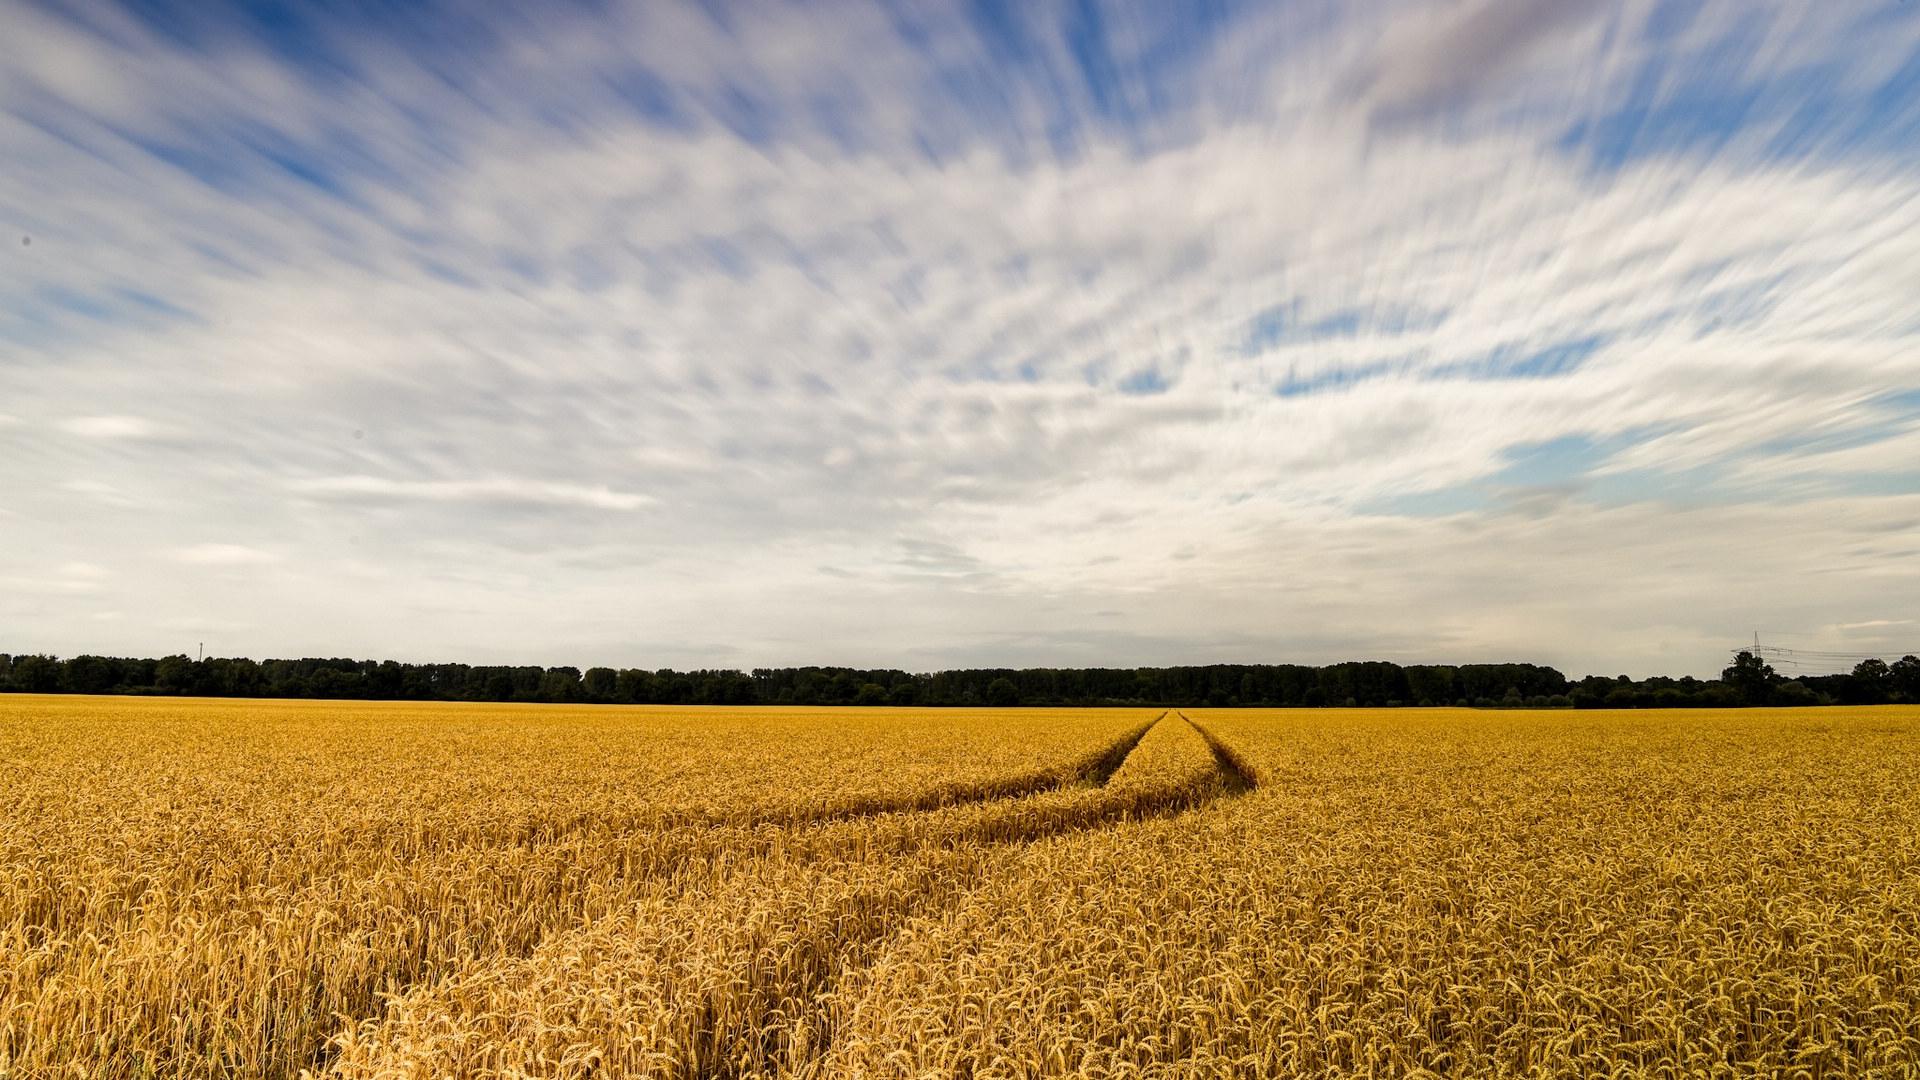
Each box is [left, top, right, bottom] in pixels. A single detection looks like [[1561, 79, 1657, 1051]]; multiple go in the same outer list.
[[613, 669, 654, 703], [1721, 650, 1776, 705], [1892, 655, 1920, 703], [155, 654, 195, 694], [1133, 672, 1159, 702], [540, 667, 584, 703], [367, 660, 404, 699], [1774, 680, 1819, 706], [62, 655, 117, 694], [984, 677, 1020, 707], [24, 650, 1887, 712], [1569, 675, 1612, 708], [307, 667, 358, 698], [828, 671, 860, 704], [1697, 683, 1737, 707], [11, 655, 59, 693], [206, 657, 263, 696], [583, 667, 617, 701], [1850, 658, 1893, 704], [1405, 665, 1457, 706]]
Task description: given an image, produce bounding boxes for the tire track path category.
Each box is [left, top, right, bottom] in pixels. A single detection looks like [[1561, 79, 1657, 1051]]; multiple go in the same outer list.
[[324, 713, 1258, 1079]]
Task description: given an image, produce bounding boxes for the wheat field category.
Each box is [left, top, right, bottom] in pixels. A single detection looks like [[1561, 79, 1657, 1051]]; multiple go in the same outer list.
[[3, 697, 1918, 1077]]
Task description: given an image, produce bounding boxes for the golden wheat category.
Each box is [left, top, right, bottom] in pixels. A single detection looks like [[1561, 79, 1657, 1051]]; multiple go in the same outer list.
[[325, 713, 1224, 1078], [4, 698, 1918, 1078], [0, 696, 1149, 1078], [820, 708, 1920, 1078]]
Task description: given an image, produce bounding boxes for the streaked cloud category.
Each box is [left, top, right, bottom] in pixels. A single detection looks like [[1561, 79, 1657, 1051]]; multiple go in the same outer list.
[[1834, 619, 1915, 633], [292, 475, 655, 512], [169, 544, 282, 567], [1347, 0, 1613, 122], [58, 415, 159, 439], [0, 566, 110, 596], [2, 0, 1917, 674]]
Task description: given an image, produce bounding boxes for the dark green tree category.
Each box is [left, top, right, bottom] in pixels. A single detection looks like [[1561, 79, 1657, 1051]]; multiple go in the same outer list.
[[540, 667, 584, 702], [1774, 680, 1819, 705], [984, 677, 1020, 707], [1892, 655, 1920, 703], [1850, 658, 1893, 704], [155, 654, 195, 694], [62, 655, 118, 693], [583, 667, 617, 700], [11, 655, 59, 693], [1721, 650, 1776, 705]]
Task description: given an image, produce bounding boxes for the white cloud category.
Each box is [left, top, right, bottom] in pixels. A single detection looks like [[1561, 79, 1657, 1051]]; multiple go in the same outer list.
[[158, 616, 252, 636], [2, 0, 1918, 675], [170, 544, 282, 567], [291, 476, 655, 511], [56, 479, 153, 508], [0, 574, 105, 596], [58, 416, 159, 439]]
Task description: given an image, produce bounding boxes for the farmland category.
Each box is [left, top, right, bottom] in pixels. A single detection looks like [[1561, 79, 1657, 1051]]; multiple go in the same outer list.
[[3, 697, 1919, 1077]]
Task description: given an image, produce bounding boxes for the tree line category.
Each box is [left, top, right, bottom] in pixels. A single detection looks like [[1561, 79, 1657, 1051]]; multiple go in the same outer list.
[[1, 650, 1913, 707]]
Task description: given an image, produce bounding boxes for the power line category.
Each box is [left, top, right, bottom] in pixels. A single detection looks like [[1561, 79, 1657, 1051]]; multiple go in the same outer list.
[[1732, 639, 1920, 677], [1756, 647, 1903, 661]]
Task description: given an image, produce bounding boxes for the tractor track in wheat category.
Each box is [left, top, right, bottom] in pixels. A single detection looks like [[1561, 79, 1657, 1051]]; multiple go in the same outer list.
[[688, 710, 1258, 1080]]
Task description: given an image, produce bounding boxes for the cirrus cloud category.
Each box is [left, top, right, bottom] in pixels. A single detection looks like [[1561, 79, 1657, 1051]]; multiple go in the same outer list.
[[2, 0, 1917, 674]]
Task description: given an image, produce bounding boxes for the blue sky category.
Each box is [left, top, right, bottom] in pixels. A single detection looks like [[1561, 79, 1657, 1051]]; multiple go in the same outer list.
[[3, 0, 1918, 677]]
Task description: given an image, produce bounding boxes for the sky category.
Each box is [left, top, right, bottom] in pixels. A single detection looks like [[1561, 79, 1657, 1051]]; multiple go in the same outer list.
[[3, 0, 1919, 679]]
